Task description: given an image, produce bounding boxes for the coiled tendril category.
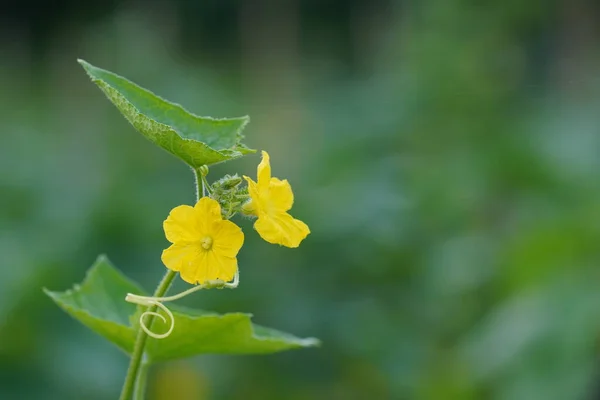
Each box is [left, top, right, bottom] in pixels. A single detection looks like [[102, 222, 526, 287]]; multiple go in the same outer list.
[[125, 271, 239, 339]]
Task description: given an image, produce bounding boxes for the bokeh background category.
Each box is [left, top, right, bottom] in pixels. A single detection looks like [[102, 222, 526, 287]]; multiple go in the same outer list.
[[2, 0, 600, 399]]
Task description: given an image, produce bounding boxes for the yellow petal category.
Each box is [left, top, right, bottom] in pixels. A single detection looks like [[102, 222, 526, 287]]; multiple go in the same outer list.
[[178, 250, 207, 284], [193, 197, 224, 230], [268, 177, 294, 212], [242, 176, 261, 216], [163, 205, 201, 243], [179, 249, 237, 284], [254, 212, 310, 248], [257, 150, 271, 186], [161, 243, 201, 274], [205, 251, 237, 282], [243, 176, 294, 216], [243, 176, 259, 201], [213, 220, 244, 257]]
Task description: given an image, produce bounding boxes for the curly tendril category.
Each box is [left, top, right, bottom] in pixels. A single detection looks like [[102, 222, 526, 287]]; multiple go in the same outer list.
[[131, 298, 174, 339], [124, 271, 240, 339]]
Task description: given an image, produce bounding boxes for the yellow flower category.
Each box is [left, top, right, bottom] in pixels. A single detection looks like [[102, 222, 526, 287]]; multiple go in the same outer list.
[[161, 197, 244, 284], [243, 151, 310, 248]]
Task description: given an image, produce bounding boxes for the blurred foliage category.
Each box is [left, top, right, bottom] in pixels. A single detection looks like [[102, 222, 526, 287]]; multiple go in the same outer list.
[[2, 0, 600, 399]]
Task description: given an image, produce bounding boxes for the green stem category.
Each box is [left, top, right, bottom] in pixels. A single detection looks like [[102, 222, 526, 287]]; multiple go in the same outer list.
[[119, 270, 176, 400], [201, 174, 212, 196], [133, 361, 149, 400], [194, 167, 203, 198]]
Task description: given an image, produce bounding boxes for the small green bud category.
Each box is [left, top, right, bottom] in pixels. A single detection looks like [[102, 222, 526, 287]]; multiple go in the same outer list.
[[209, 174, 251, 219], [215, 174, 242, 189]]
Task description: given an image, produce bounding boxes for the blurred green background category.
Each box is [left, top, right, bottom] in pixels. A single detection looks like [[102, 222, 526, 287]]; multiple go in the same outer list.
[[2, 0, 600, 399]]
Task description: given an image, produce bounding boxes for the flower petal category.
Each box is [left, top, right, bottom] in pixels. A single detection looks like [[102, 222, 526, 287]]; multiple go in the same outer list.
[[178, 249, 237, 284], [161, 243, 201, 274], [164, 245, 239, 284], [163, 205, 201, 243], [243, 176, 259, 202], [242, 176, 262, 216], [213, 220, 245, 257], [268, 177, 294, 212], [254, 212, 310, 248], [257, 150, 271, 186], [206, 251, 237, 283], [193, 197, 224, 230], [177, 250, 205, 284]]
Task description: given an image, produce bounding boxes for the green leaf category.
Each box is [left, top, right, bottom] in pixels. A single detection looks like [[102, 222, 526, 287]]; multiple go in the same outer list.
[[44, 255, 141, 355], [78, 60, 255, 168], [146, 306, 320, 362], [45, 256, 319, 362]]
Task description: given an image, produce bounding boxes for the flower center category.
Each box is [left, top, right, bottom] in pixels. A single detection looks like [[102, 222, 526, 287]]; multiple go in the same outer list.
[[200, 236, 213, 250]]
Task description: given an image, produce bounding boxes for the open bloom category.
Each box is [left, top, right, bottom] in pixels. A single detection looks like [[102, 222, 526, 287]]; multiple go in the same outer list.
[[161, 197, 244, 284], [243, 151, 310, 248]]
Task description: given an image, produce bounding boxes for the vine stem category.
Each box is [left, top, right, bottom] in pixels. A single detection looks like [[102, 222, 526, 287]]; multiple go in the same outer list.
[[118, 168, 204, 400], [119, 270, 176, 400], [132, 360, 149, 400]]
